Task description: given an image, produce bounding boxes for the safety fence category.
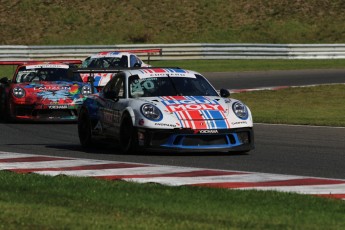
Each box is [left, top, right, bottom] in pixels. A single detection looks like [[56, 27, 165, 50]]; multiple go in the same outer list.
[[1, 43, 345, 61]]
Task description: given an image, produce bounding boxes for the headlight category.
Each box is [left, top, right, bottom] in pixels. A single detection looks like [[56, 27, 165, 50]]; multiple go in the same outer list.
[[81, 85, 92, 95], [12, 87, 25, 98], [232, 101, 248, 119], [140, 104, 162, 121]]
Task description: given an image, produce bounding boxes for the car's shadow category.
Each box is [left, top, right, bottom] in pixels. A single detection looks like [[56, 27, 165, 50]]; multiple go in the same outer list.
[[45, 142, 249, 157]]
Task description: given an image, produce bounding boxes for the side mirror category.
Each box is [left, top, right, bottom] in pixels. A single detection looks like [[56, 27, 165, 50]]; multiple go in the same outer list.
[[220, 88, 230, 98], [0, 77, 10, 84]]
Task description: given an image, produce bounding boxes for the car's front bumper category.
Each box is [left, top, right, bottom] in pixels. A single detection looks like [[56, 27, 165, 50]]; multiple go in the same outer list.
[[136, 127, 254, 153], [8, 103, 80, 122]]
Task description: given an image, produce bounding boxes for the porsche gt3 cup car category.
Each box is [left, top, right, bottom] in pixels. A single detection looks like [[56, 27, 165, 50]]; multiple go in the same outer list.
[[0, 61, 93, 122], [78, 67, 254, 153], [80, 49, 161, 90]]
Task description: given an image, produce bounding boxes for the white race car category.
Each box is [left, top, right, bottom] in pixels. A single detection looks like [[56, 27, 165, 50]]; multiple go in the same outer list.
[[80, 49, 161, 90], [78, 67, 254, 153]]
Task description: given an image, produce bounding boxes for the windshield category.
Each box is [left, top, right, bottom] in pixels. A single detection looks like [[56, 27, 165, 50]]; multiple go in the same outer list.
[[87, 57, 128, 68], [16, 67, 82, 83], [129, 74, 219, 98]]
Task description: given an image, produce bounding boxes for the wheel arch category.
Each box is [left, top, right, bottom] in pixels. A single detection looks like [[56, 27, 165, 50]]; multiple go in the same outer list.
[[121, 106, 136, 125]]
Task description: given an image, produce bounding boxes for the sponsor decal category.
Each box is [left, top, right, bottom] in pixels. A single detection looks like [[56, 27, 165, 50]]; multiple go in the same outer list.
[[158, 96, 230, 129], [94, 121, 103, 132], [198, 130, 219, 134], [48, 105, 68, 109], [231, 121, 248, 125], [161, 96, 224, 112], [138, 68, 196, 79], [154, 123, 177, 128], [34, 86, 71, 91]]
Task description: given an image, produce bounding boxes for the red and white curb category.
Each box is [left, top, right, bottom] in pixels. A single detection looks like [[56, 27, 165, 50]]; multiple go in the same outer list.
[[1, 151, 344, 201]]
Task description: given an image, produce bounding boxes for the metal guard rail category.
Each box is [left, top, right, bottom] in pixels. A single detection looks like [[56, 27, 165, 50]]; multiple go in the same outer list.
[[1, 43, 345, 61]]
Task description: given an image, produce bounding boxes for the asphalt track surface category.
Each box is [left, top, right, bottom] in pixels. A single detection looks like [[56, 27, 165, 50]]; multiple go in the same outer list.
[[203, 69, 345, 90], [0, 69, 344, 179]]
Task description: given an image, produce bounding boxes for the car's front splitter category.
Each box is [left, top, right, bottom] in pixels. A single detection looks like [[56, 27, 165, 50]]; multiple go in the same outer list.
[[8, 103, 80, 122], [136, 127, 254, 152]]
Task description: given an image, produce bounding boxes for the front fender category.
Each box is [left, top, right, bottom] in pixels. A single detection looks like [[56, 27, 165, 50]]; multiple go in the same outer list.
[[122, 106, 136, 125]]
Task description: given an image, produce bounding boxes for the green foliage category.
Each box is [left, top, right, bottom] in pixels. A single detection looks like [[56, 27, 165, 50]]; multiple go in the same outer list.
[[2, 0, 345, 45]]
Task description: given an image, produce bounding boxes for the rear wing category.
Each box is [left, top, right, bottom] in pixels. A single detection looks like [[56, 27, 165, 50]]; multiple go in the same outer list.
[[0, 60, 82, 66], [74, 68, 125, 74], [100, 49, 162, 64], [74, 68, 125, 93]]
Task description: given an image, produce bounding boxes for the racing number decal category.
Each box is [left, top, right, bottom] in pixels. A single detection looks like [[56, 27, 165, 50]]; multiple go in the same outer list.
[[131, 78, 156, 93], [102, 100, 120, 124]]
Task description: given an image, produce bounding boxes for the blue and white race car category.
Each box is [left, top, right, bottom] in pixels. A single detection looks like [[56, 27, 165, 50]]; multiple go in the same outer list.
[[78, 67, 254, 153]]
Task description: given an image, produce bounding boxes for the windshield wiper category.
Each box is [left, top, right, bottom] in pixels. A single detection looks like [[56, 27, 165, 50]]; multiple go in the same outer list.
[[166, 74, 181, 96]]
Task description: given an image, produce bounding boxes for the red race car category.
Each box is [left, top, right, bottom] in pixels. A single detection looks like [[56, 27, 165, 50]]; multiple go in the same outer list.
[[0, 60, 94, 122]]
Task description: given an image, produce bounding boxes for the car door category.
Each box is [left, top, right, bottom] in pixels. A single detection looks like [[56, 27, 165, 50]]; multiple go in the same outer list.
[[99, 73, 126, 137]]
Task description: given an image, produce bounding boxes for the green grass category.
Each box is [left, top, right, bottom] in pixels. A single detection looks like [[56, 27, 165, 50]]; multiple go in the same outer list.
[[2, 0, 345, 45], [2, 59, 345, 79], [232, 84, 345, 126], [0, 171, 344, 229], [152, 59, 345, 72]]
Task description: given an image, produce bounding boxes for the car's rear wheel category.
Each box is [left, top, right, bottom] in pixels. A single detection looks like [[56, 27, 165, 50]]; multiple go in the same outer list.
[[78, 108, 93, 148], [119, 113, 138, 154]]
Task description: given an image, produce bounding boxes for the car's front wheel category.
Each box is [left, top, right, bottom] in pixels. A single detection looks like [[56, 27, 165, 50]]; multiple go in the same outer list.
[[119, 113, 138, 154], [78, 108, 93, 148], [1, 100, 13, 123]]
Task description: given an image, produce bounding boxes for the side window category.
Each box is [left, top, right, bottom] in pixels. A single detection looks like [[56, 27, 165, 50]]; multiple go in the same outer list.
[[119, 55, 128, 68], [130, 55, 142, 67], [130, 55, 137, 67], [82, 57, 91, 68], [103, 75, 125, 98], [88, 59, 98, 68]]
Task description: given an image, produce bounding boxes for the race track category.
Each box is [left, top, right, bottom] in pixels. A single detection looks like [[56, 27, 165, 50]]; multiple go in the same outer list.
[[0, 122, 344, 180], [1, 69, 344, 180], [204, 69, 345, 90]]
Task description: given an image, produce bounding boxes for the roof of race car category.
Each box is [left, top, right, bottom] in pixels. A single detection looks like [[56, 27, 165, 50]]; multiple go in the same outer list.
[[90, 52, 137, 58], [88, 49, 162, 59], [127, 68, 199, 79]]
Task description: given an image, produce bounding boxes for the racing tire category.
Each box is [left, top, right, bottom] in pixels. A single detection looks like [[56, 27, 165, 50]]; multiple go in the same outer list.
[[119, 113, 138, 154], [1, 101, 13, 123], [78, 108, 94, 148], [0, 102, 4, 122]]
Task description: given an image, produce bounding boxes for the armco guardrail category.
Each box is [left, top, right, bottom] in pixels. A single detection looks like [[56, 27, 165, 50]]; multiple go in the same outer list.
[[1, 43, 345, 61]]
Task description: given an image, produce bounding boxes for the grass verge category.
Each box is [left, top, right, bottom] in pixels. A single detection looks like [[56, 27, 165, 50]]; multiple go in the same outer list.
[[1, 59, 345, 78], [152, 59, 345, 72], [232, 84, 345, 127], [0, 171, 344, 229]]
